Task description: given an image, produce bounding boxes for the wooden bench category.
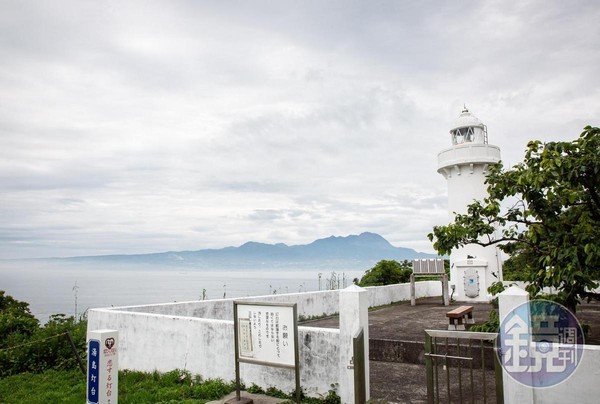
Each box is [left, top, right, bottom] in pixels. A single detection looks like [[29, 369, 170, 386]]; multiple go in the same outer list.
[[446, 305, 474, 330]]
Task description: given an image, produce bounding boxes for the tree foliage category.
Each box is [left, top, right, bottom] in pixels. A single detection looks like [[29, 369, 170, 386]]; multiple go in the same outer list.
[[0, 290, 39, 345], [358, 260, 412, 287], [0, 290, 87, 377], [428, 126, 600, 312]]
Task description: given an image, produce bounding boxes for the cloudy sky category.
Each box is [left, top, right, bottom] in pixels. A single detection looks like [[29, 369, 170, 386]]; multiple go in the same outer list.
[[1, 0, 599, 259]]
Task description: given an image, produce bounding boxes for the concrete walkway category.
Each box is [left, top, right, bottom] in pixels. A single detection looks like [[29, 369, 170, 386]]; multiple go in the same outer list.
[[302, 296, 494, 340]]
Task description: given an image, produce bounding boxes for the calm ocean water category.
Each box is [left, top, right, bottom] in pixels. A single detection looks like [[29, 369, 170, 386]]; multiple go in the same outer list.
[[0, 260, 363, 322]]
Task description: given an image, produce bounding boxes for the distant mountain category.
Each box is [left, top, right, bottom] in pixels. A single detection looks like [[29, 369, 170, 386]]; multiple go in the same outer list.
[[56, 232, 438, 270]]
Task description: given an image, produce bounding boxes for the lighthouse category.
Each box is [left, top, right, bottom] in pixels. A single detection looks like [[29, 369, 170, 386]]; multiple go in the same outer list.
[[437, 107, 502, 302]]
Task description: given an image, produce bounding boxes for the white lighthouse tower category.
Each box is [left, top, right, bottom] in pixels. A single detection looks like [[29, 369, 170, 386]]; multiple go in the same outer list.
[[437, 107, 502, 302]]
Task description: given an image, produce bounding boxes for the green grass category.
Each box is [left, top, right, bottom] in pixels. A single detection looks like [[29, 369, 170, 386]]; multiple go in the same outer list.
[[0, 369, 235, 404], [0, 369, 341, 403], [0, 369, 85, 404]]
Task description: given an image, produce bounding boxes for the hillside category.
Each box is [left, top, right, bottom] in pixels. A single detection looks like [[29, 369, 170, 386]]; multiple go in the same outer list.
[[58, 232, 437, 270]]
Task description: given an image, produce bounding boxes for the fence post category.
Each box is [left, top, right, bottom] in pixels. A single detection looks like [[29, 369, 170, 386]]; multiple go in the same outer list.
[[410, 273, 416, 306], [442, 274, 449, 306], [353, 328, 366, 404], [65, 331, 86, 375], [497, 286, 533, 404], [498, 286, 528, 323], [339, 285, 370, 404], [424, 333, 434, 404]]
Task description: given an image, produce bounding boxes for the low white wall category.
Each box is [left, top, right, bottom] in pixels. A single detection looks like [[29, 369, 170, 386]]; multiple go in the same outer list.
[[113, 281, 442, 320], [502, 281, 558, 295], [366, 281, 441, 307], [499, 285, 600, 404], [116, 290, 340, 320], [530, 344, 600, 404], [87, 281, 442, 397], [502, 281, 600, 296], [502, 344, 600, 404], [88, 308, 340, 396]]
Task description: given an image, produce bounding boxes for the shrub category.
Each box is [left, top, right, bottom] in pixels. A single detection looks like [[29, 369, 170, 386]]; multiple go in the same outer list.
[[358, 260, 412, 287], [0, 290, 87, 377]]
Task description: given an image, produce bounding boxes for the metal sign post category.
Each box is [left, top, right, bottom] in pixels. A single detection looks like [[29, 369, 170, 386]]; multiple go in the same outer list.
[[231, 301, 300, 404]]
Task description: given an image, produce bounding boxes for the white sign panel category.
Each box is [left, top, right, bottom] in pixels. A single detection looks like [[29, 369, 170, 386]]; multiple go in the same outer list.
[[87, 329, 119, 404], [235, 303, 296, 368]]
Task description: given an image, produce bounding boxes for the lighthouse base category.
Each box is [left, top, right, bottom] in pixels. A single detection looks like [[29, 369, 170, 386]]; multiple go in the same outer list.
[[450, 258, 493, 302]]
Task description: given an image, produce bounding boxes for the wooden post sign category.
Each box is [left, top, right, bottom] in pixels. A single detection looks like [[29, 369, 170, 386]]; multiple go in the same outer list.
[[231, 301, 300, 404], [87, 329, 119, 404]]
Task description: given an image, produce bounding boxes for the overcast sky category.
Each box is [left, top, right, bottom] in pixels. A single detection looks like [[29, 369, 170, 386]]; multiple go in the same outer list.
[[1, 0, 599, 259]]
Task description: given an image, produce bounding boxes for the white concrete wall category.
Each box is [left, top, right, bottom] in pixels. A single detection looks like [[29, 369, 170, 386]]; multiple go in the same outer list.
[[365, 281, 441, 307], [88, 308, 340, 397], [115, 290, 340, 320], [501, 281, 557, 295], [500, 281, 600, 296], [113, 281, 441, 319], [529, 345, 600, 404], [501, 343, 600, 404], [498, 285, 600, 404], [87, 281, 442, 398]]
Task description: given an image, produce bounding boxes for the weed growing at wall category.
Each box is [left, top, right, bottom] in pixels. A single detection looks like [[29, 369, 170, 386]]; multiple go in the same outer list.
[[298, 312, 337, 323], [246, 382, 341, 403]]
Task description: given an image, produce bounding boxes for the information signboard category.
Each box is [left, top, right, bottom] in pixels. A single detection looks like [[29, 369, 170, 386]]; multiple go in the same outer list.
[[235, 303, 296, 368], [232, 301, 300, 403]]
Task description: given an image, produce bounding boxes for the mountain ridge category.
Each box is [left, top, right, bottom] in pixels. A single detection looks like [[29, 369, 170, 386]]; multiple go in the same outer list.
[[41, 232, 438, 270]]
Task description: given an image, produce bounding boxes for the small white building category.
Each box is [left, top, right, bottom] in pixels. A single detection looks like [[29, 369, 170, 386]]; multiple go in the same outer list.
[[437, 107, 502, 302]]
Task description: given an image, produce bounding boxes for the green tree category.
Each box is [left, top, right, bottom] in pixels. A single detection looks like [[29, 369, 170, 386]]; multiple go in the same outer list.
[[0, 290, 39, 348], [1, 291, 87, 377], [358, 260, 412, 287], [428, 126, 600, 312], [500, 244, 536, 281], [15, 314, 87, 374]]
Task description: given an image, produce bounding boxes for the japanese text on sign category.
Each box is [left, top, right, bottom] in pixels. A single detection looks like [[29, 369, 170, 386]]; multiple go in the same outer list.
[[236, 303, 295, 367]]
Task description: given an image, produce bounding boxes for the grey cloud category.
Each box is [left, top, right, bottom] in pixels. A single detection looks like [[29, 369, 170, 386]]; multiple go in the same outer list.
[[208, 180, 292, 194], [247, 209, 312, 222], [0, 0, 598, 258], [0, 170, 114, 191]]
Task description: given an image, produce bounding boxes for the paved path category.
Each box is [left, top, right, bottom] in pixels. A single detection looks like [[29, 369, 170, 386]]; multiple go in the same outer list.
[[302, 296, 494, 340]]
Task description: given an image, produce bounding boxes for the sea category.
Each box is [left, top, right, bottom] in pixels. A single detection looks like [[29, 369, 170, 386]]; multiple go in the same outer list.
[[0, 260, 364, 322]]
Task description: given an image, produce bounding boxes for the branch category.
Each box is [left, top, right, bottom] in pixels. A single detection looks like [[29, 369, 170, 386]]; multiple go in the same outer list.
[[465, 236, 540, 252], [584, 184, 600, 221], [509, 218, 543, 226], [582, 291, 600, 303]]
